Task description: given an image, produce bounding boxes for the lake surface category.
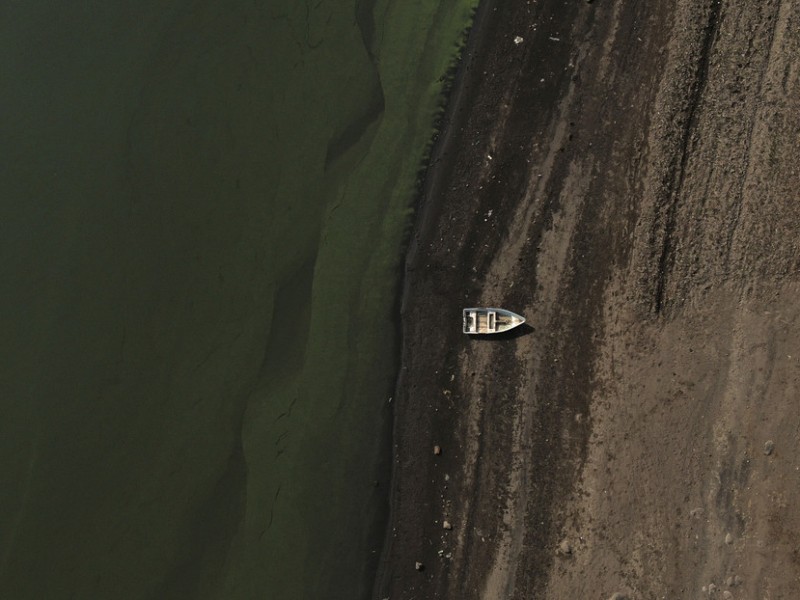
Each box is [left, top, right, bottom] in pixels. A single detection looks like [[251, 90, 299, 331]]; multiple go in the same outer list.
[[0, 0, 475, 598]]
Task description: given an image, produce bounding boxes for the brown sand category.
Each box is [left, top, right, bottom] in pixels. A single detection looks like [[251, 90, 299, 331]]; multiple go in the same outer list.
[[375, 0, 800, 598]]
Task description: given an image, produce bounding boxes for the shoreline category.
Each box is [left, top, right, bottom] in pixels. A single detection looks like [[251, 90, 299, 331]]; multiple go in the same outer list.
[[371, 0, 498, 595]]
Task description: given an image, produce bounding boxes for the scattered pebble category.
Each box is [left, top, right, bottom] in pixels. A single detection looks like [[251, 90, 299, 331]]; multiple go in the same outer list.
[[764, 440, 775, 455], [433, 445, 441, 456], [442, 520, 453, 530], [415, 561, 424, 571], [708, 583, 717, 594], [608, 593, 628, 600], [726, 576, 734, 586], [513, 36, 524, 45], [557, 539, 572, 556], [723, 591, 733, 599], [725, 532, 733, 545], [734, 575, 743, 585]]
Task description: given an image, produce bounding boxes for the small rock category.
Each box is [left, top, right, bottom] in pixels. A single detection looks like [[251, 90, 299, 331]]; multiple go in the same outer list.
[[734, 575, 743, 585], [557, 539, 572, 556], [433, 445, 441, 455], [764, 440, 775, 455], [726, 576, 734, 586], [608, 593, 628, 600], [442, 520, 453, 530], [723, 591, 733, 599], [708, 583, 717, 594], [415, 561, 424, 571], [513, 36, 524, 45], [725, 532, 733, 545]]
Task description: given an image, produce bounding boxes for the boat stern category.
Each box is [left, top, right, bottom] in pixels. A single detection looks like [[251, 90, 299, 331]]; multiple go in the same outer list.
[[463, 309, 478, 333]]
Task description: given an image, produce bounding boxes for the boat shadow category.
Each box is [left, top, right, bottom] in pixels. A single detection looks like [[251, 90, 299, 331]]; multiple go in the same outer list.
[[468, 323, 533, 341]]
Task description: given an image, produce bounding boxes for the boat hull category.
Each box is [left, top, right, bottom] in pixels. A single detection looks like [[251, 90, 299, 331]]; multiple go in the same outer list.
[[463, 307, 525, 334]]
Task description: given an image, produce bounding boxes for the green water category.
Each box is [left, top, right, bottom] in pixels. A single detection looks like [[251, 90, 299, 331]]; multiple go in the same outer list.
[[0, 0, 475, 598]]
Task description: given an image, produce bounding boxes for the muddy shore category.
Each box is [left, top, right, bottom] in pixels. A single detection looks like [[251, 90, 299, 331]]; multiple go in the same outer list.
[[375, 0, 800, 598]]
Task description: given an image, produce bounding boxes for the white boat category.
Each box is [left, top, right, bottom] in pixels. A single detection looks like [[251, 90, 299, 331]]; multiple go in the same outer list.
[[462, 307, 525, 334]]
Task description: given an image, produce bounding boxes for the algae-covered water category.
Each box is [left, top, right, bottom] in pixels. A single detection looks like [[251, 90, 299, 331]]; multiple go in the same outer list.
[[0, 1, 475, 598]]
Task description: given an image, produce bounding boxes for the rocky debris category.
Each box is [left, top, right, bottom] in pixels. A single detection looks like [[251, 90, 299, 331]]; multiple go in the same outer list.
[[433, 445, 442, 455], [725, 532, 733, 545], [557, 539, 572, 556], [764, 440, 775, 455], [513, 36, 524, 45], [415, 561, 424, 571], [442, 520, 453, 530]]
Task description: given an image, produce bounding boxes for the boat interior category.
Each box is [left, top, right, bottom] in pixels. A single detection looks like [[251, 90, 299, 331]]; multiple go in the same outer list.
[[464, 310, 498, 334]]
